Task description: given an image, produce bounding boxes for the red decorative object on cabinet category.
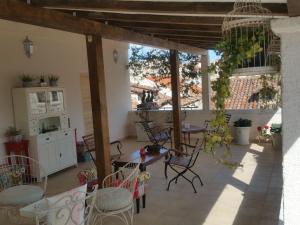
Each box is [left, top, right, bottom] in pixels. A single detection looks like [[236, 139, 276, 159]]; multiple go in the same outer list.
[[4, 140, 31, 173]]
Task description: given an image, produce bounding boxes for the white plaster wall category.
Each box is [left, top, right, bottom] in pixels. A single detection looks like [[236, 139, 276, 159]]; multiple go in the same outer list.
[[272, 17, 300, 225], [102, 39, 131, 142], [127, 109, 281, 140], [0, 19, 130, 156]]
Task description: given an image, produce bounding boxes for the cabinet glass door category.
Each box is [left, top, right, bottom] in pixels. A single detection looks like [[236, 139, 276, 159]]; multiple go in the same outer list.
[[48, 90, 64, 113], [28, 92, 47, 115]]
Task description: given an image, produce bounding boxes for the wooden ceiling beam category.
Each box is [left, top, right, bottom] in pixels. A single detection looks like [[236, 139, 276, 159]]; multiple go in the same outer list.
[[30, 1, 288, 17], [87, 12, 224, 26], [287, 0, 300, 16], [163, 38, 219, 43], [154, 34, 222, 41], [100, 21, 222, 32], [0, 1, 205, 54], [128, 27, 221, 34]]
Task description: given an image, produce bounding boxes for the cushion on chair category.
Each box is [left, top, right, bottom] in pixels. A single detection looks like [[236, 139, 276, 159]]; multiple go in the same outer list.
[[0, 185, 44, 206], [168, 156, 190, 167], [46, 184, 87, 225], [95, 187, 132, 211], [153, 132, 169, 141]]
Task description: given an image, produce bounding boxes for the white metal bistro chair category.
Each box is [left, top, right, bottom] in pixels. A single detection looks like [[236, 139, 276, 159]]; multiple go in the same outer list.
[[20, 184, 98, 225], [94, 162, 140, 225], [0, 155, 47, 223]]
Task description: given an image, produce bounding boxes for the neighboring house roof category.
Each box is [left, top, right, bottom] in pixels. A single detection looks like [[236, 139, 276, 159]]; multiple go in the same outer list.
[[131, 75, 277, 110], [226, 76, 261, 110], [211, 75, 280, 110], [131, 77, 202, 109]]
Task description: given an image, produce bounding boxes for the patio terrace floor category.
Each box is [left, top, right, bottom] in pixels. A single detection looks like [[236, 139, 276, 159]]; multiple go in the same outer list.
[[3, 138, 282, 225]]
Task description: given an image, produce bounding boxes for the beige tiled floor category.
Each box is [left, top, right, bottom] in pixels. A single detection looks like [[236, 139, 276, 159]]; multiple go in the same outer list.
[[3, 138, 283, 225]]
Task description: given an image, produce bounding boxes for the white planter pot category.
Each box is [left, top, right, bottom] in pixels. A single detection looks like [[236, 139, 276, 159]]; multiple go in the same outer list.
[[235, 126, 251, 145]]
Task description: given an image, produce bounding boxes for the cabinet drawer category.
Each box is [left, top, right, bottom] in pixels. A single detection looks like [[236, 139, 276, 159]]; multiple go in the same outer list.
[[38, 135, 53, 143], [56, 130, 73, 139]]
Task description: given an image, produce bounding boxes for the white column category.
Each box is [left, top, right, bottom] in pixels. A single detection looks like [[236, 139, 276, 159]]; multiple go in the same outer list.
[[201, 52, 210, 112], [272, 17, 300, 225]]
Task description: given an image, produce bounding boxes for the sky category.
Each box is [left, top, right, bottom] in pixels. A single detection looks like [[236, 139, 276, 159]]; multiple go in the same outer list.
[[208, 50, 220, 63]]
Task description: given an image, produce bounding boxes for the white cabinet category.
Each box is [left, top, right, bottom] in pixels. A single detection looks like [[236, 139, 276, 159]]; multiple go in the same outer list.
[[34, 129, 77, 178], [37, 136, 58, 175], [13, 87, 77, 178]]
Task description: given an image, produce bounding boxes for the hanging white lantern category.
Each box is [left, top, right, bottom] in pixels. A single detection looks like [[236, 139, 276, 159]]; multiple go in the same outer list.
[[222, 0, 280, 76]]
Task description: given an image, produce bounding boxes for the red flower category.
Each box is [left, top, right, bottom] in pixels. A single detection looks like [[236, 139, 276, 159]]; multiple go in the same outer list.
[[257, 126, 262, 131], [264, 125, 269, 129]]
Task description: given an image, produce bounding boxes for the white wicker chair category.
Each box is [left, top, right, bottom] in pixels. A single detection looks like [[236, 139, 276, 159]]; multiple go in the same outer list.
[[94, 162, 140, 225], [20, 184, 98, 225], [0, 155, 47, 223]]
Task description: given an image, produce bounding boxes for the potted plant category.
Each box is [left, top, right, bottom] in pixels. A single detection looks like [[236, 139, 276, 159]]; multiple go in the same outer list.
[[20, 74, 35, 87], [4, 126, 23, 142], [48, 74, 59, 87], [40, 75, 47, 87], [271, 123, 282, 151], [256, 124, 272, 143], [234, 118, 252, 145]]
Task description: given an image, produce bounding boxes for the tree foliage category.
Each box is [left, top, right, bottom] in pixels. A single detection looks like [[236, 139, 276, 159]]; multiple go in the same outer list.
[[128, 45, 201, 80]]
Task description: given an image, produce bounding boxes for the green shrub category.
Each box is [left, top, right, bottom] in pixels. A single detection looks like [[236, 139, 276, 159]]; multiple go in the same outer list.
[[234, 118, 252, 127]]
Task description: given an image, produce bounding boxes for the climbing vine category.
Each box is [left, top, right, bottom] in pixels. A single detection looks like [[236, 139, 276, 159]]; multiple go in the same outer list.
[[205, 28, 267, 168]]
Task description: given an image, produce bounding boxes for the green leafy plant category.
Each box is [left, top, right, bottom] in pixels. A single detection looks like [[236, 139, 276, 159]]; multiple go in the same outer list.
[[4, 126, 21, 137], [270, 123, 282, 134], [48, 74, 59, 82], [259, 74, 281, 109], [19, 74, 35, 82], [204, 28, 266, 168], [234, 118, 252, 127]]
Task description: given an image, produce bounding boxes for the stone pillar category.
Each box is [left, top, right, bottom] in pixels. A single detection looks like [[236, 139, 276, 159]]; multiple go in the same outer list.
[[201, 52, 210, 112], [272, 17, 300, 225]]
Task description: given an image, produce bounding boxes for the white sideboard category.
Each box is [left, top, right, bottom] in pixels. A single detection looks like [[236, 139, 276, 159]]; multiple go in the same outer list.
[[12, 87, 77, 178]]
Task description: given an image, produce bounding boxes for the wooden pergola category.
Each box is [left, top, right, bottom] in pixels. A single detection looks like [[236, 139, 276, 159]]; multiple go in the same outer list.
[[0, 0, 292, 183]]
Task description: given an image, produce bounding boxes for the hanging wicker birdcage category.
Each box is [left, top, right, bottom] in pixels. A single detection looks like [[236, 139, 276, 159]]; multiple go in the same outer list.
[[222, 0, 280, 76]]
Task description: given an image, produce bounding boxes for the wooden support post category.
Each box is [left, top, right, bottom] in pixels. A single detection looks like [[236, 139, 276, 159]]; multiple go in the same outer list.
[[170, 49, 182, 150], [86, 35, 111, 184], [201, 53, 210, 112]]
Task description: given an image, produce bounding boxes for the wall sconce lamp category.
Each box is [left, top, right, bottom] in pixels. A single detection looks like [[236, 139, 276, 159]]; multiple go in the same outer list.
[[113, 49, 119, 63], [23, 36, 33, 58]]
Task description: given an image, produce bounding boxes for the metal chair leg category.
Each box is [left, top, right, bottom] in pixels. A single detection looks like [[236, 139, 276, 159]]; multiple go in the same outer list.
[[167, 173, 180, 191], [164, 163, 168, 179], [180, 173, 197, 193], [188, 168, 204, 186]]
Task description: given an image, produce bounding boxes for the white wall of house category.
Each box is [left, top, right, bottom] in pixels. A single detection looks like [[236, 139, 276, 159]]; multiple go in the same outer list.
[[0, 19, 130, 157], [272, 17, 300, 225], [127, 109, 281, 141]]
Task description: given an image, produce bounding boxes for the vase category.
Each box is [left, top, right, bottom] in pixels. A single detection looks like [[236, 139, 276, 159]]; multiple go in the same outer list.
[[22, 81, 34, 87], [49, 80, 58, 87], [235, 126, 251, 145]]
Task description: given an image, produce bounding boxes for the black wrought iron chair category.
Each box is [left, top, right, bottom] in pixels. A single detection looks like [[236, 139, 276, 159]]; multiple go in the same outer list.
[[82, 134, 123, 164], [141, 121, 173, 148], [164, 138, 203, 193]]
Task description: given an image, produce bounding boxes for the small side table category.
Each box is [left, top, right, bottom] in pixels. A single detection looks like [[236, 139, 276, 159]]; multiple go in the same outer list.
[[4, 140, 30, 172]]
